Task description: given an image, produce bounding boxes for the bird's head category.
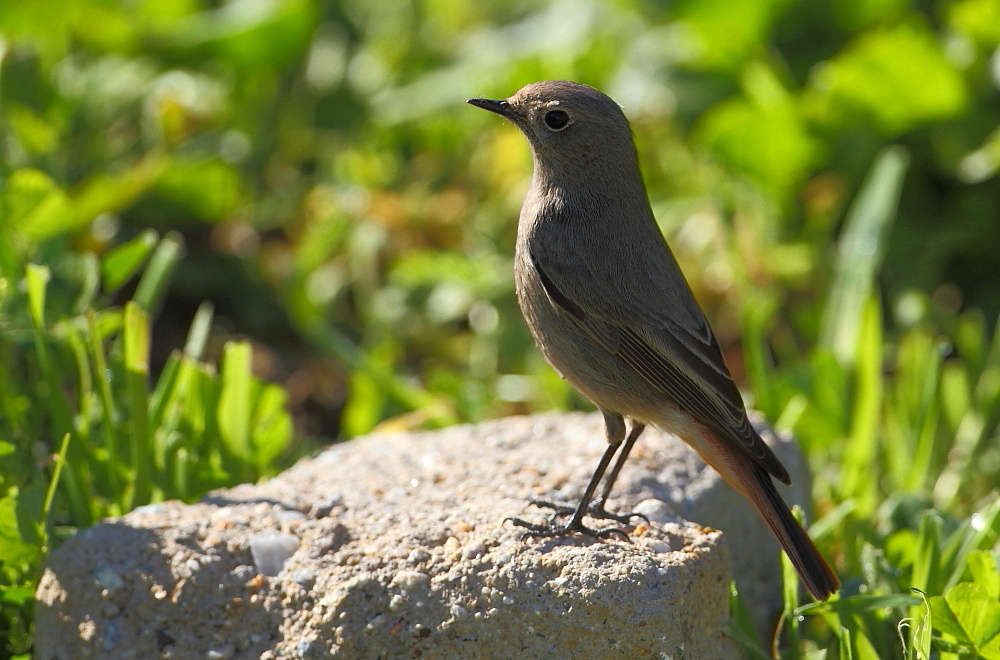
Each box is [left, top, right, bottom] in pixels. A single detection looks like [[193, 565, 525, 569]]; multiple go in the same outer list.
[[468, 81, 637, 177]]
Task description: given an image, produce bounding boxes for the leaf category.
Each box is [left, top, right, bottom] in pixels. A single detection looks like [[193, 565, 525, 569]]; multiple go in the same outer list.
[[930, 582, 971, 644], [907, 589, 933, 660], [967, 550, 1000, 599], [25, 263, 50, 329], [838, 626, 853, 660], [70, 251, 101, 314], [809, 498, 857, 542], [0, 481, 45, 566], [840, 295, 883, 508], [728, 581, 766, 657], [6, 105, 58, 156], [249, 382, 292, 471], [150, 352, 185, 434], [1, 169, 67, 235], [162, 0, 317, 68], [153, 159, 241, 220], [101, 229, 159, 292], [930, 582, 1000, 654], [693, 68, 822, 192], [948, 0, 1000, 46], [674, 0, 796, 71], [911, 511, 943, 595], [183, 301, 214, 361], [779, 506, 805, 658], [819, 147, 908, 366], [132, 232, 184, 314], [182, 363, 216, 446], [806, 23, 968, 135], [943, 498, 1000, 590], [389, 250, 510, 297], [830, 0, 908, 31], [85, 310, 122, 498], [0, 490, 40, 570], [18, 157, 167, 241], [853, 627, 881, 660], [341, 368, 384, 438], [0, 585, 35, 606], [796, 593, 923, 616], [0, 220, 20, 279], [217, 341, 253, 462], [41, 433, 72, 540], [123, 302, 153, 507]]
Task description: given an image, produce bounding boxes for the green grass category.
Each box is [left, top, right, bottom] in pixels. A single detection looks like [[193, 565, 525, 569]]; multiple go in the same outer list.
[[0, 147, 997, 658], [736, 294, 1000, 658], [724, 152, 1000, 658], [2, 0, 1000, 655], [0, 232, 295, 656], [728, 301, 1000, 657]]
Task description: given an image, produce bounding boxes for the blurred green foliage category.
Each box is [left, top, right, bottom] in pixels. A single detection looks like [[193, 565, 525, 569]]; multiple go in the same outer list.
[[1, 0, 999, 656], [0, 233, 294, 655]]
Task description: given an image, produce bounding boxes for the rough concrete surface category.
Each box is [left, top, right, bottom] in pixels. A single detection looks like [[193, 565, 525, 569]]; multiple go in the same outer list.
[[36, 411, 810, 659]]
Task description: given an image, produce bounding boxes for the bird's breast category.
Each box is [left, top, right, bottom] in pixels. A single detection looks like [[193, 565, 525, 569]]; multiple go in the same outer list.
[[513, 243, 644, 414]]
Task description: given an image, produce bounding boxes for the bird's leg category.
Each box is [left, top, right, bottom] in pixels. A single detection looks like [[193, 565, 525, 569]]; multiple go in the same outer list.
[[588, 421, 649, 523], [531, 421, 649, 525], [507, 411, 632, 540]]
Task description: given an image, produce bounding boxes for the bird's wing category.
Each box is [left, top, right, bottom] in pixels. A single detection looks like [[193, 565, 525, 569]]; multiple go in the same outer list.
[[528, 228, 790, 484]]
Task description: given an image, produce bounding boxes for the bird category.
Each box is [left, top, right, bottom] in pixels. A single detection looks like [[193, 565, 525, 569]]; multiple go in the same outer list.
[[467, 80, 839, 601]]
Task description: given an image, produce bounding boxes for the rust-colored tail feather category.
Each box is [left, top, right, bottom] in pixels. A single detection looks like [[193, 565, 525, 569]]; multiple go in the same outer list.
[[747, 466, 839, 601]]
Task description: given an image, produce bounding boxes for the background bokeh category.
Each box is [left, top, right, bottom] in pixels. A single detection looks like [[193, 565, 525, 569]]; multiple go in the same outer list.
[[1, 0, 999, 656]]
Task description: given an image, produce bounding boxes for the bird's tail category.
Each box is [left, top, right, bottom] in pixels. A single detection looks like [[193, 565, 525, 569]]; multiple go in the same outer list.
[[670, 421, 839, 600], [745, 465, 839, 601]]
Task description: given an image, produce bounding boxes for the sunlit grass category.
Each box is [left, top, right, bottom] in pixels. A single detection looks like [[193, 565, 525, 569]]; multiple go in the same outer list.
[[1, 146, 996, 658], [0, 233, 295, 657], [2, 0, 1000, 655], [725, 152, 1000, 658]]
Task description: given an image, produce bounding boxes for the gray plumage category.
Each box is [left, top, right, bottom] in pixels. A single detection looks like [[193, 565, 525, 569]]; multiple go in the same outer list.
[[468, 81, 838, 601]]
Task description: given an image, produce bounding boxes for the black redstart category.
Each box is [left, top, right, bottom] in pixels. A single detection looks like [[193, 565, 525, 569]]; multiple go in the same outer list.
[[468, 80, 838, 601]]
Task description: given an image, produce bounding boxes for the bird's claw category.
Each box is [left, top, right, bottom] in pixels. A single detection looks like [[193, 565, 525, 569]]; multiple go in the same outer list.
[[527, 499, 650, 526], [504, 515, 632, 542]]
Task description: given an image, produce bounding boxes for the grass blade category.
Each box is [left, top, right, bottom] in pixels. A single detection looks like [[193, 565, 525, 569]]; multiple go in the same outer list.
[[838, 626, 854, 660], [101, 229, 158, 292], [132, 232, 184, 314], [911, 511, 942, 595], [123, 302, 153, 507], [25, 264, 88, 524], [820, 146, 909, 366], [85, 310, 122, 499], [841, 295, 883, 509], [40, 433, 71, 547], [183, 301, 214, 361], [218, 341, 253, 467], [300, 316, 458, 431], [796, 593, 923, 616]]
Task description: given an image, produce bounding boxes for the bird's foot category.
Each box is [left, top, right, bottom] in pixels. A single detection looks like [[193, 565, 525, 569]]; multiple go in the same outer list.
[[504, 515, 630, 542], [527, 498, 650, 526]]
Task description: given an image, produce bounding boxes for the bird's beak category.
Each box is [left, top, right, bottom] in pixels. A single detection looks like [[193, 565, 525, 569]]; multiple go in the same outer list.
[[467, 98, 515, 118]]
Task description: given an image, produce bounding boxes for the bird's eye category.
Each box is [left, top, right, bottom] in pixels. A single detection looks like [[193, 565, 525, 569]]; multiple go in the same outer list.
[[543, 109, 570, 131]]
